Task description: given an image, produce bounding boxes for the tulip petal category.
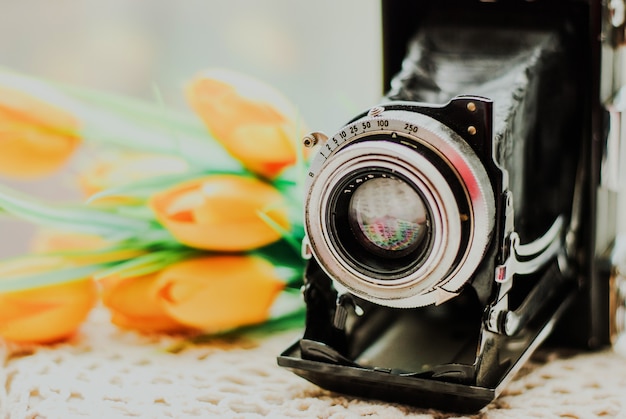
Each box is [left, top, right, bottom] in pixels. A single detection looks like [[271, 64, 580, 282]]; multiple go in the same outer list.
[[153, 256, 285, 332], [101, 273, 188, 333], [0, 279, 97, 343], [150, 175, 290, 251], [0, 298, 61, 324], [229, 123, 297, 178], [0, 85, 80, 178], [186, 69, 306, 179], [109, 310, 187, 333]]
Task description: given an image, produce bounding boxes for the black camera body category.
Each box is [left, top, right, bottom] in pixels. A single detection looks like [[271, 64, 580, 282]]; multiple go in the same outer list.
[[279, 0, 625, 412]]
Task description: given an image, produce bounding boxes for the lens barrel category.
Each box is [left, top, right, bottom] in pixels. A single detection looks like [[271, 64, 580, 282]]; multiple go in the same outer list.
[[304, 109, 495, 308]]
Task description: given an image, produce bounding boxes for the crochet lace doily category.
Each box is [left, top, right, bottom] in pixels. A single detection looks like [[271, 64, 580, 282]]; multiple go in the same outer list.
[[1, 307, 625, 419]]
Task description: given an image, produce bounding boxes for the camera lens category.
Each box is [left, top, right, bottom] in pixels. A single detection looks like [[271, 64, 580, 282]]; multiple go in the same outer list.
[[348, 176, 429, 257], [304, 110, 495, 307], [327, 169, 434, 279]]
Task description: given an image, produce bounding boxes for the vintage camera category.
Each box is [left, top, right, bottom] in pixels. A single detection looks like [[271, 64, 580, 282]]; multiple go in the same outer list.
[[278, 0, 626, 413]]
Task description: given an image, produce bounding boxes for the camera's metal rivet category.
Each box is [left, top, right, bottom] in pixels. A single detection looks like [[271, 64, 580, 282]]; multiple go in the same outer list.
[[505, 311, 521, 336], [467, 102, 477, 112], [467, 126, 477, 135], [303, 135, 317, 148], [368, 106, 385, 117]]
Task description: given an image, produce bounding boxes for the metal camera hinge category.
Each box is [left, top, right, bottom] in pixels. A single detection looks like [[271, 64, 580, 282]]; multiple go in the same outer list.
[[486, 193, 566, 336]]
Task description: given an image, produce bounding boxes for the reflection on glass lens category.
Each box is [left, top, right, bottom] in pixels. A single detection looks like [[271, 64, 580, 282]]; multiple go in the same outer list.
[[348, 177, 428, 254]]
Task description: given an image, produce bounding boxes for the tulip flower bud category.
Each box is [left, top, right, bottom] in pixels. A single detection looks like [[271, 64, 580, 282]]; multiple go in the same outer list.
[[0, 85, 80, 179], [100, 273, 190, 333], [0, 256, 97, 343], [186, 69, 305, 179], [152, 255, 285, 333], [150, 175, 290, 251]]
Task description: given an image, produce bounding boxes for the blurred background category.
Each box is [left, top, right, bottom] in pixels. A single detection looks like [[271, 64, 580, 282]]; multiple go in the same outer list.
[[0, 0, 382, 258]]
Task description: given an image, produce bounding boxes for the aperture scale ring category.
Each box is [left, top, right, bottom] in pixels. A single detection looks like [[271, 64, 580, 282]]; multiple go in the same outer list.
[[305, 109, 496, 308]]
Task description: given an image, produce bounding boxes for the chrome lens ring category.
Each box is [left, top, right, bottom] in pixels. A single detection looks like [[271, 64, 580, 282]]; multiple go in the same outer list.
[[308, 143, 462, 299], [305, 110, 495, 307]]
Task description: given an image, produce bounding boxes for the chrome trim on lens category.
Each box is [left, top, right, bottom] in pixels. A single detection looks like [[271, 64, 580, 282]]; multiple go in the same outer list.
[[304, 110, 496, 308], [309, 143, 461, 302]]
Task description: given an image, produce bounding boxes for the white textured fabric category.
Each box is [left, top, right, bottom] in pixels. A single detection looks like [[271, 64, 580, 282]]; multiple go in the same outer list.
[[1, 307, 626, 419]]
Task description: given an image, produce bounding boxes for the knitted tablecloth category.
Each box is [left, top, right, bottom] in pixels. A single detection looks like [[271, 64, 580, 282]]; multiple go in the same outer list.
[[1, 307, 625, 419]]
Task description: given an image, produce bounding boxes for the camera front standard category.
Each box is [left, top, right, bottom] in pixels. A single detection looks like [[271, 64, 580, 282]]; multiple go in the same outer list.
[[279, 0, 626, 412]]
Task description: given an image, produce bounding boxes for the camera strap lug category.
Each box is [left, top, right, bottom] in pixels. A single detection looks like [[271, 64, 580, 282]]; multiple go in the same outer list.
[[494, 216, 565, 285], [487, 262, 572, 336], [487, 216, 566, 335]]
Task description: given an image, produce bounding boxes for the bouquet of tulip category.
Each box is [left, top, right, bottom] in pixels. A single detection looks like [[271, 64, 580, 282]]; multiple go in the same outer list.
[[0, 68, 309, 344]]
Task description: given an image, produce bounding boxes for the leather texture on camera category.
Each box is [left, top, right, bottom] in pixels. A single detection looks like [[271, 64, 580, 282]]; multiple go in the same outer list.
[[387, 17, 581, 242]]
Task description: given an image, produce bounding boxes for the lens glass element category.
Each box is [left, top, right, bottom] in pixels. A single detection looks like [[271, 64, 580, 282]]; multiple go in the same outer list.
[[348, 177, 429, 257]]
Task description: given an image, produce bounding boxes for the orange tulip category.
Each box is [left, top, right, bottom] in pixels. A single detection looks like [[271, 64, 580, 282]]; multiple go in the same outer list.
[[0, 256, 97, 343], [186, 69, 305, 179], [0, 84, 80, 179], [150, 175, 290, 251], [152, 255, 285, 333], [100, 273, 189, 333]]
